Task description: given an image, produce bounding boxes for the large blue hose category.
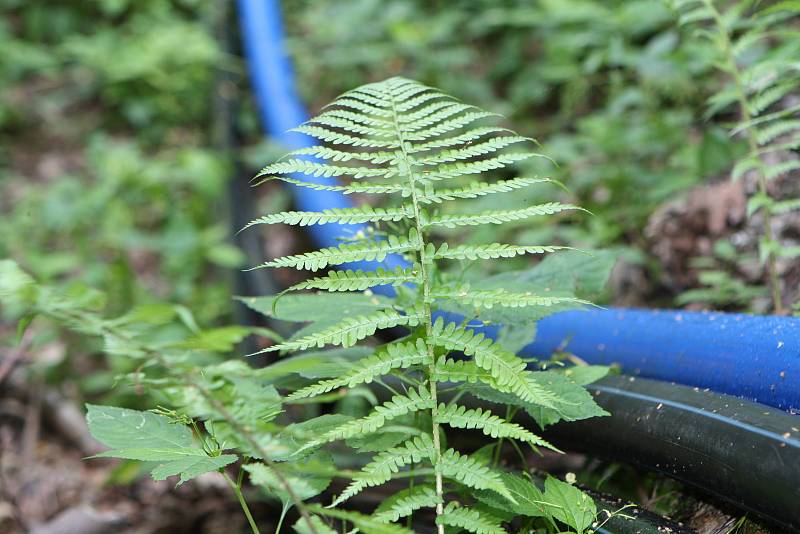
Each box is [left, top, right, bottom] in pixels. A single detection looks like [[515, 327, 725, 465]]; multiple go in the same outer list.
[[237, 0, 800, 413]]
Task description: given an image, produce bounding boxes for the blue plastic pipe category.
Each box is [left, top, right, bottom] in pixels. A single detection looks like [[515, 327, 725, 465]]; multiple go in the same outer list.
[[526, 309, 800, 412], [237, 0, 402, 274], [237, 0, 800, 412]]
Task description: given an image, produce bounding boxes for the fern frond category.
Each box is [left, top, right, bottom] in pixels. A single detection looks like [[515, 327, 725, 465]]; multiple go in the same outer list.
[[308, 115, 394, 138], [284, 267, 419, 293], [432, 285, 590, 309], [250, 231, 419, 272], [403, 112, 500, 142], [256, 308, 424, 353], [256, 159, 390, 180], [332, 434, 436, 506], [418, 153, 540, 183], [395, 91, 450, 113], [413, 136, 532, 165], [424, 203, 581, 228], [287, 340, 431, 400], [437, 503, 507, 534], [765, 160, 800, 181], [407, 127, 513, 153], [243, 206, 412, 229], [402, 103, 480, 132], [291, 125, 399, 148], [264, 176, 406, 196], [397, 100, 465, 124], [430, 319, 560, 408], [433, 243, 566, 261], [314, 109, 393, 128], [756, 119, 800, 145], [325, 97, 393, 117], [432, 358, 497, 385], [280, 146, 398, 164], [333, 88, 389, 108], [436, 403, 556, 450], [304, 387, 434, 449], [373, 485, 439, 523], [749, 81, 798, 115], [440, 449, 513, 502], [417, 176, 553, 204]]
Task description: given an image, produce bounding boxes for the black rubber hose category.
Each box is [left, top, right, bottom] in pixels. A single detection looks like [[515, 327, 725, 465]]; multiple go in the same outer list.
[[536, 375, 800, 531], [588, 488, 696, 534]]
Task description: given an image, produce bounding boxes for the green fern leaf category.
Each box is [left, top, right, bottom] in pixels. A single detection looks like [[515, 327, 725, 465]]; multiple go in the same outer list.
[[413, 136, 532, 165], [407, 127, 513, 153], [435, 286, 590, 310], [430, 319, 560, 408], [256, 159, 389, 180], [418, 153, 540, 183], [284, 267, 419, 293], [756, 119, 800, 145], [280, 146, 399, 164], [398, 100, 467, 124], [437, 503, 508, 534], [373, 485, 439, 523], [436, 403, 556, 450], [262, 176, 405, 196], [314, 109, 393, 128], [332, 434, 436, 506], [243, 206, 412, 229], [291, 125, 399, 148], [249, 231, 419, 272], [302, 387, 433, 450], [433, 243, 566, 261], [308, 115, 395, 138], [765, 160, 800, 180], [432, 358, 497, 385], [433, 285, 590, 310], [255, 307, 425, 353], [403, 112, 500, 142], [288, 340, 431, 400], [325, 97, 393, 117], [424, 203, 581, 228], [418, 177, 554, 204], [440, 449, 514, 502], [395, 91, 449, 113]]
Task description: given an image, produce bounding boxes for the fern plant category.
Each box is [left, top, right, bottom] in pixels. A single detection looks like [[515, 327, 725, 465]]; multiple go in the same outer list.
[[243, 76, 606, 532], [1, 77, 609, 533], [671, 0, 800, 313]]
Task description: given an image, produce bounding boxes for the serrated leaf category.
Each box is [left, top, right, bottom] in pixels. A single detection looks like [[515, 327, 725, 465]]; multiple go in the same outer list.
[[150, 454, 237, 485], [86, 405, 236, 485], [543, 477, 597, 533]]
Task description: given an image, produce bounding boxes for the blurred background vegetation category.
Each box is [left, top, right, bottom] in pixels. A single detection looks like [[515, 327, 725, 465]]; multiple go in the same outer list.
[[0, 0, 796, 531]]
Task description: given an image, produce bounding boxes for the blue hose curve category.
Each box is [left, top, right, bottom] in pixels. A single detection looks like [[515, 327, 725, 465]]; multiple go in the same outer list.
[[237, 0, 800, 413]]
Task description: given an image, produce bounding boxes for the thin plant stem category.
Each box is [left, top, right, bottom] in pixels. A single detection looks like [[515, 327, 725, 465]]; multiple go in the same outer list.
[[223, 472, 260, 534]]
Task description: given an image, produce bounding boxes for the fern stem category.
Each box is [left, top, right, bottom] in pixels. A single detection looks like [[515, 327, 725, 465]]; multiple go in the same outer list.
[[223, 472, 260, 534], [387, 82, 446, 533], [703, 0, 784, 313]]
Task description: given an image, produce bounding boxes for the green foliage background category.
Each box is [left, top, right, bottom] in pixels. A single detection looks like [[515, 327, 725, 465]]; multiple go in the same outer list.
[[0, 0, 795, 396]]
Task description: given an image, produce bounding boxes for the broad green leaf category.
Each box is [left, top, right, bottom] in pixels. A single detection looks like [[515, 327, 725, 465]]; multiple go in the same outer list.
[[150, 454, 237, 485], [171, 325, 253, 352], [543, 476, 597, 533], [86, 405, 237, 485], [86, 404, 193, 450]]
